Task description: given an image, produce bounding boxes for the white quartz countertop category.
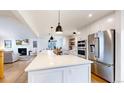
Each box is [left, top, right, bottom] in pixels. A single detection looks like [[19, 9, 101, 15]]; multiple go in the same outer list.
[[25, 50, 93, 72]]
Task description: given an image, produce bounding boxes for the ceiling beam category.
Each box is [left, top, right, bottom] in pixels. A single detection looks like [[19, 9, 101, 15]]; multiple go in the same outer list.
[[11, 10, 39, 37]]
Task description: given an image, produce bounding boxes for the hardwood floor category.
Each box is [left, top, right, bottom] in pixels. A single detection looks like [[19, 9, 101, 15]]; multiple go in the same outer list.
[[91, 74, 108, 83], [0, 56, 34, 83], [0, 56, 108, 83]]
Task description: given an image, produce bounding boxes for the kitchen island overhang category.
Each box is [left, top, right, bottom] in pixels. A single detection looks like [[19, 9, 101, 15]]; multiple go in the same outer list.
[[25, 51, 93, 83]]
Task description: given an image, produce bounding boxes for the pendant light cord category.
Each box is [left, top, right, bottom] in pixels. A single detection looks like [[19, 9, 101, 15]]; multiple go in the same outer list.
[[58, 10, 60, 24], [56, 10, 63, 33], [51, 26, 53, 35]]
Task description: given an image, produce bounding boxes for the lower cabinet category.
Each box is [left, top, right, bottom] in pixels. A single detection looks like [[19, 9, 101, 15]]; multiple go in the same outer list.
[[28, 64, 91, 83], [64, 65, 90, 83]]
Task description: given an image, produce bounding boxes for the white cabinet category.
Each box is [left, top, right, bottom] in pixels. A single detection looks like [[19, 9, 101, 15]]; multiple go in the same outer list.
[[64, 65, 90, 83], [28, 68, 63, 83], [28, 64, 91, 83]]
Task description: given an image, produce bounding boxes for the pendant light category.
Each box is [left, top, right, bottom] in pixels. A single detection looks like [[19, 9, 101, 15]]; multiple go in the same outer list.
[[49, 27, 54, 41], [73, 32, 76, 35], [56, 10, 63, 34], [48, 40, 50, 42], [50, 36, 54, 40]]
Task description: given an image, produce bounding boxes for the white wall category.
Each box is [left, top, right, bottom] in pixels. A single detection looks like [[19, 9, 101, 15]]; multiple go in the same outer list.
[[0, 15, 37, 54], [77, 11, 124, 82], [37, 37, 49, 51]]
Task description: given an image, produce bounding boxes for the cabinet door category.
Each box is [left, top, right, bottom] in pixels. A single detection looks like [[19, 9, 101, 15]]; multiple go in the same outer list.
[[28, 68, 63, 83], [64, 65, 90, 83], [0, 51, 4, 79]]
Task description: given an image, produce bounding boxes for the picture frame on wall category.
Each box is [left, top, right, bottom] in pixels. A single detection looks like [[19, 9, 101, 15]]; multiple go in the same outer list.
[[23, 39, 29, 44], [16, 39, 29, 45], [16, 40, 22, 45], [33, 41, 37, 48], [4, 40, 12, 48]]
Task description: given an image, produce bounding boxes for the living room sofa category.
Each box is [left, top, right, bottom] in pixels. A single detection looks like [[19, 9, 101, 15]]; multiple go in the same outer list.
[[4, 51, 19, 63]]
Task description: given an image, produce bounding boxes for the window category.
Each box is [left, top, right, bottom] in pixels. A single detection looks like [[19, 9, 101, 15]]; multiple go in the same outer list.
[[48, 40, 56, 49], [4, 40, 12, 48]]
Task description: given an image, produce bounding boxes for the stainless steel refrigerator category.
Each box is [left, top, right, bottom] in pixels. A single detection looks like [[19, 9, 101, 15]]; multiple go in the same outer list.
[[88, 29, 115, 82]]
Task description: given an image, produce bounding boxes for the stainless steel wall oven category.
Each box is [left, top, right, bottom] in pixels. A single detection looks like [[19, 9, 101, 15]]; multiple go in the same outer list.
[[78, 40, 87, 58]]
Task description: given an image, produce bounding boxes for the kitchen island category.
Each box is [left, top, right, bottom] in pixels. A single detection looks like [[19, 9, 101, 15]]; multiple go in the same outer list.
[[25, 50, 92, 83]]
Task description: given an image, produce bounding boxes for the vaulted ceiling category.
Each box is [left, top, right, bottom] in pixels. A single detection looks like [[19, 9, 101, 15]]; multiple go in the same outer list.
[[0, 10, 114, 38], [0, 10, 37, 39]]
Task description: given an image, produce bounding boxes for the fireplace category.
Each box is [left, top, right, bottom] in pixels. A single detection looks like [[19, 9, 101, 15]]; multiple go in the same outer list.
[[18, 48, 27, 56]]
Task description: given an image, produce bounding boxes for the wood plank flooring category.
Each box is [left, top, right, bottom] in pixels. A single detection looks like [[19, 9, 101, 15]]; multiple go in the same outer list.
[[91, 74, 108, 83], [0, 56, 108, 83], [0, 57, 34, 83]]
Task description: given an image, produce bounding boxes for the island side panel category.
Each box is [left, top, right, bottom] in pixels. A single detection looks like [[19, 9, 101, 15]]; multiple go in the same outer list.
[[27, 64, 91, 83]]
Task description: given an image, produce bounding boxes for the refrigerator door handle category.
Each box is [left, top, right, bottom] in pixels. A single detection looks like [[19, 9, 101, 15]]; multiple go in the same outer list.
[[95, 37, 100, 58]]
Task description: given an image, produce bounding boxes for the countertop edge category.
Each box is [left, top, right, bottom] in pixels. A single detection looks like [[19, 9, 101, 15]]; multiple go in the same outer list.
[[25, 61, 92, 72]]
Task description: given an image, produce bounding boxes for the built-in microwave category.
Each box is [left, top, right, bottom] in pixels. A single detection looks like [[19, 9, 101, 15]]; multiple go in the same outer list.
[[77, 40, 87, 58]]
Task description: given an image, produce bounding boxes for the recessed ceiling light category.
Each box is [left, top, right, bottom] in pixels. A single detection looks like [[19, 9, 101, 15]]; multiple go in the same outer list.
[[107, 18, 113, 22], [77, 32, 80, 35], [88, 14, 92, 18]]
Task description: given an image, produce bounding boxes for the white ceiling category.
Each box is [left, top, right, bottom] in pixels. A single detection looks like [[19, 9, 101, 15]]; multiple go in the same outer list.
[[17, 10, 114, 37], [0, 10, 37, 39], [1, 10, 115, 38]]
